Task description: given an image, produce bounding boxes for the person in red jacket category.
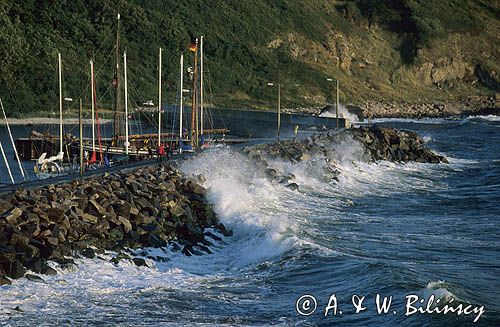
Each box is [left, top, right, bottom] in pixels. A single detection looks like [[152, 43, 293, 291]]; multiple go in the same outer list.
[[157, 143, 165, 162]]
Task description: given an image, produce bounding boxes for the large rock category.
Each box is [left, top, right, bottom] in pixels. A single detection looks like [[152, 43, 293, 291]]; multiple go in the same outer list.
[[4, 207, 23, 224], [0, 164, 227, 281], [0, 276, 11, 285]]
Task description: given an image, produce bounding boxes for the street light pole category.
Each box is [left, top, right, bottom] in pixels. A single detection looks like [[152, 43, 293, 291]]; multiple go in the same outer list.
[[277, 83, 281, 142], [336, 80, 339, 129], [267, 82, 281, 141], [327, 78, 340, 129]]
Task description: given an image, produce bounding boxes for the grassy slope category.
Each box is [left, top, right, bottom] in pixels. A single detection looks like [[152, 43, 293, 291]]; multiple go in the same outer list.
[[0, 0, 498, 117]]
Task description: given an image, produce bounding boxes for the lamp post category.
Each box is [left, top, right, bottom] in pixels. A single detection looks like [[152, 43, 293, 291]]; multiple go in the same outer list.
[[268, 82, 281, 141], [327, 78, 339, 128]]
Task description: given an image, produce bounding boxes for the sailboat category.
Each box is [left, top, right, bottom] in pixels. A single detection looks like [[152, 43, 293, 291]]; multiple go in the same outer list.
[[178, 36, 229, 152], [83, 15, 177, 162], [34, 53, 74, 176], [11, 50, 85, 179]]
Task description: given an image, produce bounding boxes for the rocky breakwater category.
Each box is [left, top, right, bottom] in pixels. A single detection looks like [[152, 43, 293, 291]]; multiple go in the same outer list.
[[347, 126, 448, 163], [243, 126, 447, 188], [0, 164, 230, 285]]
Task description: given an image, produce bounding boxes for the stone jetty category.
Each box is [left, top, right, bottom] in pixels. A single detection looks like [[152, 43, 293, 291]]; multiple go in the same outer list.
[[243, 126, 447, 187], [246, 126, 447, 164], [348, 126, 448, 163], [0, 164, 230, 285]]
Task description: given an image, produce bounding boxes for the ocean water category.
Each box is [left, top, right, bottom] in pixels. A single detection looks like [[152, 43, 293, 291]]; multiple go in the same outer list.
[[0, 116, 499, 326]]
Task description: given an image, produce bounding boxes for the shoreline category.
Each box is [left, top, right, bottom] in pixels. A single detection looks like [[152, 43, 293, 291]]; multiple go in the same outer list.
[[284, 95, 499, 119]]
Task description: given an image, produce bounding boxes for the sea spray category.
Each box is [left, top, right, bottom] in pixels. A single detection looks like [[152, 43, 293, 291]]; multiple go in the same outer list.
[[320, 104, 361, 123], [180, 147, 302, 266]]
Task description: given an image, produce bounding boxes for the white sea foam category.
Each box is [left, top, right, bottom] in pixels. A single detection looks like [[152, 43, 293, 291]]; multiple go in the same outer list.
[[422, 280, 458, 303], [181, 148, 305, 266], [422, 134, 433, 143], [464, 115, 500, 122], [320, 103, 360, 123], [363, 117, 457, 124]]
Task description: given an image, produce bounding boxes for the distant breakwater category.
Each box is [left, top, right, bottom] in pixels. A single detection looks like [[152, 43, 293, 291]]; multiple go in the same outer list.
[[0, 164, 231, 284], [243, 126, 447, 190]]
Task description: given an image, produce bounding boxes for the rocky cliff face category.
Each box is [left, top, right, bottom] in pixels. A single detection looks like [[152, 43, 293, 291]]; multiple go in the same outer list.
[[1, 1, 498, 115]]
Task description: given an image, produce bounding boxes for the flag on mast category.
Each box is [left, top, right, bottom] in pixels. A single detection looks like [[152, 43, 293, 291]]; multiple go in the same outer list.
[[189, 43, 197, 52]]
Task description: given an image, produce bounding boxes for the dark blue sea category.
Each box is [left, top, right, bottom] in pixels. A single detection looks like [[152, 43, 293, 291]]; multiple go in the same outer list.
[[1, 115, 499, 326]]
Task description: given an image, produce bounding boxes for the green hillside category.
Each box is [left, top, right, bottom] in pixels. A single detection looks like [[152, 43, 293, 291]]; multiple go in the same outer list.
[[0, 0, 498, 116]]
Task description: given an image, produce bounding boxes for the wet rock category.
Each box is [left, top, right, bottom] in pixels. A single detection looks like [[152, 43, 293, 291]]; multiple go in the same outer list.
[[285, 183, 300, 191], [0, 199, 12, 215], [82, 213, 98, 224], [81, 248, 96, 259], [118, 216, 132, 234], [198, 245, 213, 254], [4, 207, 23, 224], [217, 223, 233, 237], [132, 258, 148, 267], [170, 204, 186, 218], [181, 245, 193, 256], [9, 260, 26, 279], [110, 251, 132, 265], [25, 274, 45, 283], [205, 231, 223, 242], [42, 266, 57, 275], [265, 168, 279, 179], [0, 276, 11, 285], [46, 237, 59, 247]]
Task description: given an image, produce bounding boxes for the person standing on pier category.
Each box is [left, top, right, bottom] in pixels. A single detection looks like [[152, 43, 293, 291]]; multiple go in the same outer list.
[[147, 146, 153, 159], [165, 143, 170, 160], [157, 143, 165, 162]]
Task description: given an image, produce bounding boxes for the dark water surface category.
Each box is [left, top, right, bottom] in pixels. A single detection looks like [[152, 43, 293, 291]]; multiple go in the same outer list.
[[1, 116, 499, 326]]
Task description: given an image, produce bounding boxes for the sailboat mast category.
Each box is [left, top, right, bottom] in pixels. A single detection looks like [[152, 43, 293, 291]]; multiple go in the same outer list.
[[179, 54, 184, 150], [58, 53, 63, 155], [79, 98, 83, 178], [90, 60, 96, 151], [158, 47, 162, 147], [200, 36, 204, 139], [124, 51, 129, 155], [0, 98, 26, 181], [0, 140, 14, 184], [191, 38, 198, 147], [113, 13, 122, 139]]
